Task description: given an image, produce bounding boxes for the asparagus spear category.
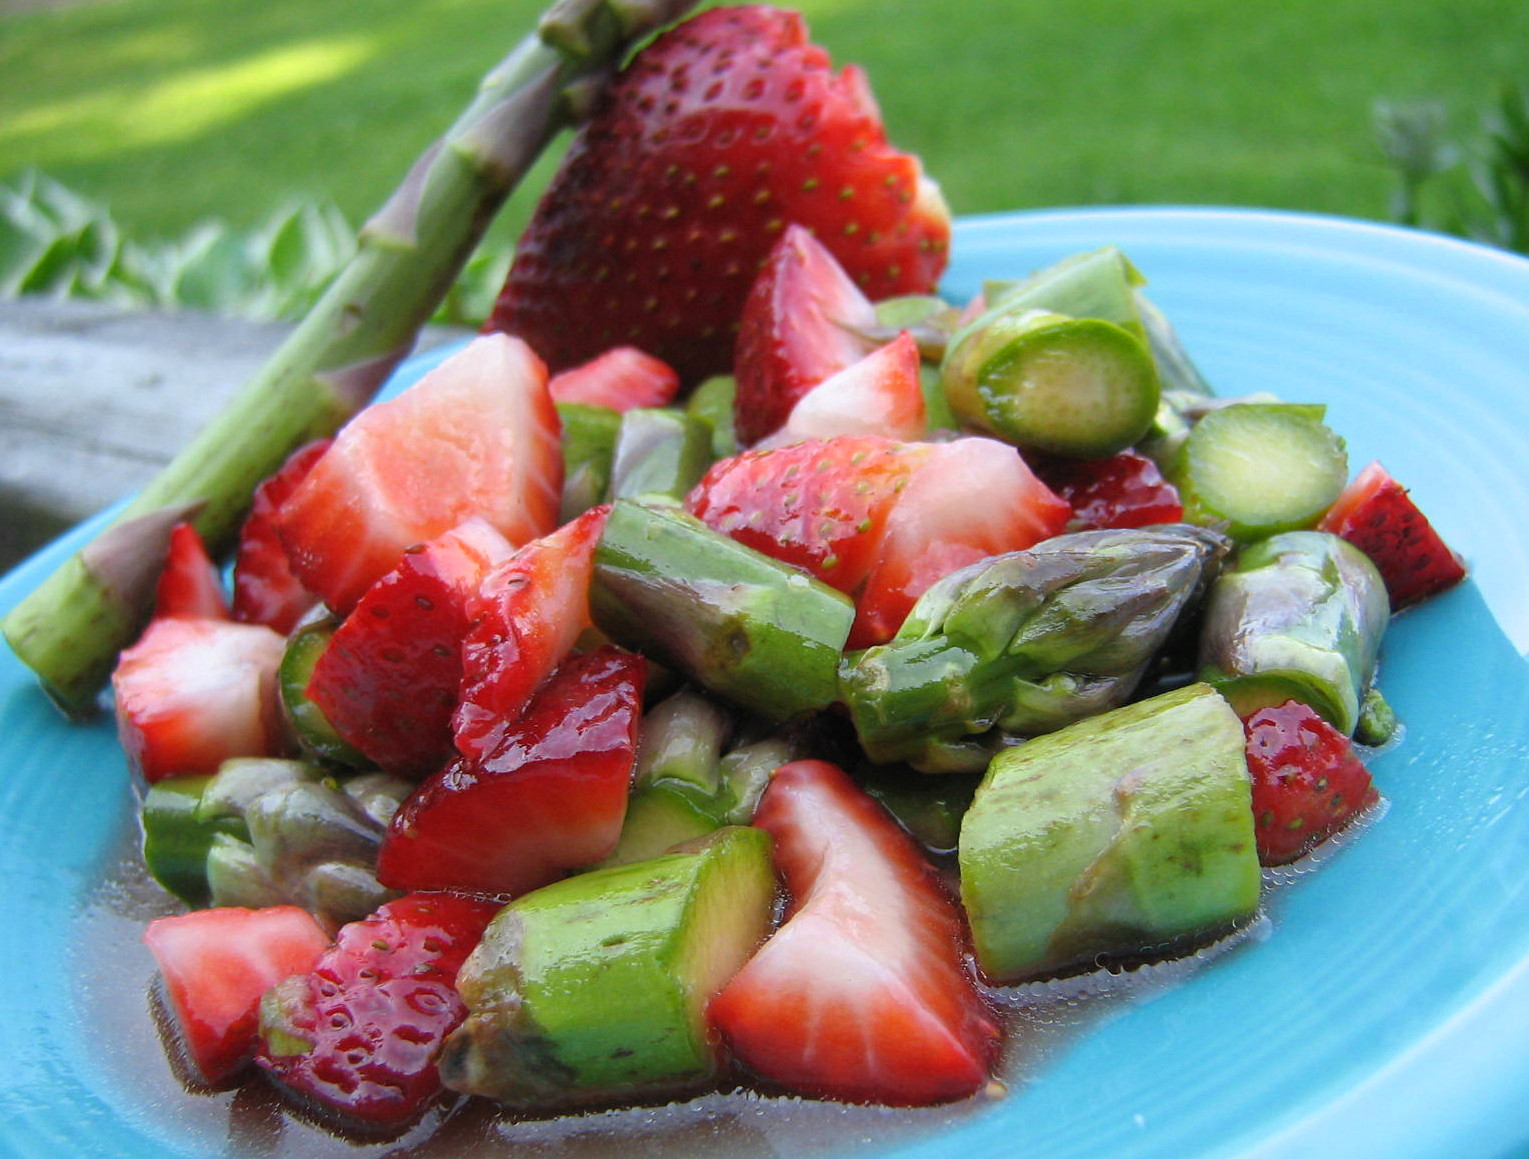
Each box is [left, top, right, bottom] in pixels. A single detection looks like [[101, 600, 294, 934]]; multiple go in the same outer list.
[[3, 0, 701, 717], [840, 525, 1230, 772]]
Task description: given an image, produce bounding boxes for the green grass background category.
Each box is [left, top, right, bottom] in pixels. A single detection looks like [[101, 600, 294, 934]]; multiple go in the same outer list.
[[3, 0, 1528, 250]]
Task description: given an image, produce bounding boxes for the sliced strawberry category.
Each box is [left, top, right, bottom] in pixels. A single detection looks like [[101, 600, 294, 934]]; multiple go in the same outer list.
[[232, 438, 330, 634], [144, 905, 330, 1086], [1034, 450, 1183, 531], [377, 646, 645, 898], [113, 616, 289, 783], [305, 518, 514, 777], [276, 334, 562, 616], [688, 434, 1069, 647], [754, 330, 927, 449], [452, 505, 609, 761], [686, 435, 934, 596], [257, 892, 499, 1130], [709, 760, 999, 1106], [154, 522, 230, 620], [853, 437, 1072, 646], [1317, 460, 1466, 610], [486, 6, 949, 385], [1243, 699, 1380, 865], [733, 223, 880, 445], [548, 346, 681, 412]]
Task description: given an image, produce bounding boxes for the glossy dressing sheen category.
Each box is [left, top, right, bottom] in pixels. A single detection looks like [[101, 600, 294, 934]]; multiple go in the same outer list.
[[76, 817, 1277, 1159]]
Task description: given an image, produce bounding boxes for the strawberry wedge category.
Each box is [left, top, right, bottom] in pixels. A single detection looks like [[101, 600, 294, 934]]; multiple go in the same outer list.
[[755, 330, 928, 449], [277, 334, 562, 616], [144, 905, 330, 1086], [853, 437, 1071, 645], [306, 517, 515, 776], [258, 893, 500, 1130], [734, 224, 881, 445], [113, 616, 288, 783], [154, 522, 231, 621], [548, 347, 681, 412], [453, 505, 609, 761], [710, 760, 1000, 1106], [688, 434, 1071, 648], [377, 646, 645, 898], [1318, 460, 1466, 610], [231, 438, 330, 634], [486, 7, 948, 386]]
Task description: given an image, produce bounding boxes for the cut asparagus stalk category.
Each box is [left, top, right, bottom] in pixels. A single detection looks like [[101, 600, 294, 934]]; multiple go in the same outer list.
[[590, 499, 855, 723], [1168, 402, 1349, 541], [840, 525, 1229, 772], [606, 407, 715, 504], [981, 247, 1149, 335], [1198, 530, 1390, 735], [684, 375, 740, 460], [633, 688, 735, 794], [557, 401, 622, 523], [941, 307, 1161, 458], [3, 0, 702, 717]]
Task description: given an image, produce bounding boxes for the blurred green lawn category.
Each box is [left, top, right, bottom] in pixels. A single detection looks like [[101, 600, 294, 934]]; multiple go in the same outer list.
[[3, 0, 1528, 250]]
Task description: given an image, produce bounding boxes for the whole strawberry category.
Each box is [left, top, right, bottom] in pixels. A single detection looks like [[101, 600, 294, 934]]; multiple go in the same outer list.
[[485, 4, 950, 384]]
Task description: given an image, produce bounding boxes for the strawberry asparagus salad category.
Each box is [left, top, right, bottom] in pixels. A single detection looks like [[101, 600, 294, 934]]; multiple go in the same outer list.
[[1, 0, 1470, 1144]]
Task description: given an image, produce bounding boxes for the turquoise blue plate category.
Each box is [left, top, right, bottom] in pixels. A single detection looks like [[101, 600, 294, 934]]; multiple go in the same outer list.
[[2, 207, 1527, 1158]]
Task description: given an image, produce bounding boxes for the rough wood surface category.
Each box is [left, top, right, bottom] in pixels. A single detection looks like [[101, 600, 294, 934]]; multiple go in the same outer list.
[[0, 299, 466, 573]]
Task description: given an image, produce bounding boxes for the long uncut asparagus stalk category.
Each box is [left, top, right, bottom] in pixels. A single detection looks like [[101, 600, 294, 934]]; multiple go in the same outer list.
[[3, 0, 699, 717]]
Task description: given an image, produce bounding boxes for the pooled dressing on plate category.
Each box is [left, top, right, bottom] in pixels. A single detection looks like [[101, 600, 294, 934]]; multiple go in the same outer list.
[[75, 811, 1280, 1159]]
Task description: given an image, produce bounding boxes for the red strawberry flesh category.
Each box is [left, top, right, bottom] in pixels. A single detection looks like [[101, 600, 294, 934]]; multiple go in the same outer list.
[[452, 505, 608, 762], [276, 334, 561, 616], [144, 905, 330, 1086], [113, 616, 288, 783], [1318, 460, 1465, 610], [733, 223, 880, 445], [232, 438, 330, 633], [709, 759, 999, 1105], [1035, 450, 1184, 531], [257, 892, 500, 1130], [154, 522, 230, 621], [377, 646, 645, 898], [686, 435, 931, 595], [306, 518, 514, 776], [548, 347, 681, 412], [1243, 699, 1380, 865]]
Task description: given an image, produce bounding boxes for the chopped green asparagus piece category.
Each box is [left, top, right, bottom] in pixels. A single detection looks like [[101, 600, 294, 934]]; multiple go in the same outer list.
[[1198, 530, 1390, 735], [196, 757, 325, 825], [206, 833, 288, 911], [1355, 684, 1402, 747], [858, 765, 980, 856], [606, 407, 715, 504], [982, 247, 1148, 337], [633, 688, 734, 795], [278, 615, 373, 770], [442, 826, 775, 1108], [840, 525, 1229, 772], [141, 775, 249, 907], [685, 376, 740, 460], [960, 682, 1261, 982], [1169, 403, 1348, 541], [941, 308, 1161, 458], [557, 401, 622, 523], [600, 784, 723, 866], [716, 736, 796, 823], [591, 500, 855, 722]]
